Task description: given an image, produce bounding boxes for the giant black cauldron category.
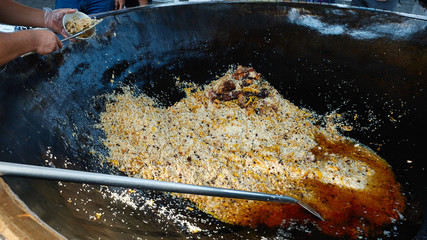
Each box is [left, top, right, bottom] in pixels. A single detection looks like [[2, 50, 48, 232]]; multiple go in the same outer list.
[[0, 2, 426, 239]]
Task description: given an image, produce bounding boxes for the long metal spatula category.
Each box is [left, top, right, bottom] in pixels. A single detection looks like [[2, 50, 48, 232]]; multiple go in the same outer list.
[[0, 161, 324, 221]]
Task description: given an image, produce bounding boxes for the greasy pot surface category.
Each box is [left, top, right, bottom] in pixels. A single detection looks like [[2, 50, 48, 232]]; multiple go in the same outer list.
[[0, 2, 426, 239]]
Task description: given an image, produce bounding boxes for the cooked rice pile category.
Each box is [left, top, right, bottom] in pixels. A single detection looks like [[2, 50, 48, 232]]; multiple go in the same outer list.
[[65, 17, 95, 38], [97, 66, 405, 238]]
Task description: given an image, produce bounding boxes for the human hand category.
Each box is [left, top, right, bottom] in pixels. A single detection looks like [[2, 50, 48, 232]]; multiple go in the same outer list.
[[115, 0, 125, 9], [31, 29, 62, 55], [44, 8, 77, 38]]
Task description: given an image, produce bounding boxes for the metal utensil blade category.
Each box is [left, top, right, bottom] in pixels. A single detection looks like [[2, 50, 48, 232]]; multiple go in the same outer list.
[[0, 161, 323, 220]]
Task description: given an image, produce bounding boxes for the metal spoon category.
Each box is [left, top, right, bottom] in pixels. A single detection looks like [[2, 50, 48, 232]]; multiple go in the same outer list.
[[0, 161, 324, 221]]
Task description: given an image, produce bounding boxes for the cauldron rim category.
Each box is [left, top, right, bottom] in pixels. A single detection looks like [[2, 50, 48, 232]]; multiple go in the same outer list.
[[0, 1, 426, 239]]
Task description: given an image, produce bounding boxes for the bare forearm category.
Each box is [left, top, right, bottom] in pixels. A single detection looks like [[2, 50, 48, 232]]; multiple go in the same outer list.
[[0, 31, 36, 65], [0, 0, 45, 28]]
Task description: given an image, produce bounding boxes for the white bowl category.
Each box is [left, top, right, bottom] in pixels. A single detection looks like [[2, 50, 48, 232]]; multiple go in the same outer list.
[[62, 11, 95, 40]]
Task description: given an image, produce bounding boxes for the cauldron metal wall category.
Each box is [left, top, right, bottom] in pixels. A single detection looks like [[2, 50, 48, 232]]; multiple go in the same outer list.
[[0, 2, 426, 239]]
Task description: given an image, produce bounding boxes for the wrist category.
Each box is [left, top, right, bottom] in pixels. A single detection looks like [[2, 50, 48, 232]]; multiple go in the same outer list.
[[28, 29, 42, 52], [32, 9, 47, 29], [43, 8, 52, 29]]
